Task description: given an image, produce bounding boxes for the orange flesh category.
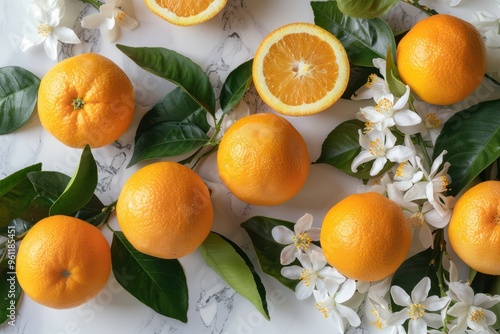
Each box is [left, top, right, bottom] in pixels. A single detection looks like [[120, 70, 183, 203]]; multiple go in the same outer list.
[[262, 33, 338, 106], [156, 0, 212, 16]]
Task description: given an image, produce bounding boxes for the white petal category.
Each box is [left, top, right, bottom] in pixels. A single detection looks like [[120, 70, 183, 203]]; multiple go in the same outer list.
[[335, 279, 356, 303], [394, 109, 422, 126], [81, 12, 107, 28], [309, 250, 327, 271], [306, 227, 321, 241], [295, 282, 314, 300], [373, 58, 387, 78], [417, 224, 434, 249], [411, 277, 431, 303], [409, 318, 428, 334], [336, 304, 361, 327], [271, 226, 294, 244], [386, 308, 410, 326], [425, 295, 450, 311], [370, 156, 387, 176], [116, 10, 139, 30], [43, 34, 58, 60], [448, 282, 474, 304], [280, 266, 303, 280], [386, 145, 414, 163], [295, 213, 313, 234], [280, 245, 297, 265], [447, 302, 468, 317], [319, 267, 346, 284], [52, 27, 80, 44], [391, 285, 411, 307], [392, 85, 410, 110], [20, 33, 45, 51], [100, 4, 116, 19], [351, 150, 376, 173], [404, 182, 428, 202], [383, 128, 397, 148], [473, 293, 500, 309]]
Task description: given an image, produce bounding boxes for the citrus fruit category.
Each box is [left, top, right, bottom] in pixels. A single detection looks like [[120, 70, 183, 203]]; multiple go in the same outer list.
[[144, 0, 227, 26], [16, 215, 111, 309], [320, 192, 412, 281], [252, 22, 349, 116], [396, 14, 486, 105], [217, 113, 310, 206], [116, 161, 213, 259], [448, 180, 500, 275], [38, 53, 135, 148]]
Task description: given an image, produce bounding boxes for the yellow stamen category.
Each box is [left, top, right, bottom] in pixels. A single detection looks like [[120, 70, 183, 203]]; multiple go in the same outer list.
[[366, 73, 377, 88], [37, 23, 52, 37], [375, 98, 393, 115], [368, 138, 385, 157], [292, 232, 311, 251], [409, 212, 424, 228], [370, 309, 385, 330], [408, 303, 425, 320], [115, 9, 126, 23], [316, 298, 334, 318], [396, 161, 409, 178], [299, 269, 318, 287], [470, 308, 486, 322], [364, 121, 374, 134], [425, 113, 442, 129]]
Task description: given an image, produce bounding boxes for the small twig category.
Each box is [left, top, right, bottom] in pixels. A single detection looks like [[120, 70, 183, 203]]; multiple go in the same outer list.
[[79, 0, 103, 10]]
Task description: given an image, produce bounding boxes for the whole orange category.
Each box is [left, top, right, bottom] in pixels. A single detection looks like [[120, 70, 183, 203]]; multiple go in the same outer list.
[[216, 113, 310, 206], [16, 215, 111, 309], [320, 192, 412, 281], [448, 180, 500, 275], [116, 162, 213, 259], [38, 53, 135, 148], [396, 14, 486, 105]]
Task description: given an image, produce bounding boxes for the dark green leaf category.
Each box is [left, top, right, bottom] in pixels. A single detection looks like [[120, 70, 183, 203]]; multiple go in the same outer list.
[[315, 119, 395, 179], [0, 258, 21, 325], [391, 248, 440, 312], [241, 216, 299, 291], [0, 163, 42, 227], [50, 145, 98, 216], [0, 218, 35, 238], [220, 59, 253, 113], [312, 1, 396, 67], [433, 99, 500, 196], [385, 46, 407, 98], [343, 64, 377, 100], [135, 87, 210, 141], [0, 66, 40, 134], [199, 232, 269, 320], [117, 44, 215, 116], [128, 121, 210, 167], [111, 232, 188, 323]]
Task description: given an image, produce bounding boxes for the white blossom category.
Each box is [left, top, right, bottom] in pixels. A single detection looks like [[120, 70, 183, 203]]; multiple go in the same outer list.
[[20, 0, 80, 60], [281, 251, 346, 300], [388, 277, 450, 333], [81, 0, 139, 42], [272, 213, 321, 265], [447, 282, 500, 333], [351, 128, 414, 177], [206, 102, 250, 140], [392, 135, 423, 191], [409, 101, 456, 144], [351, 58, 390, 101], [355, 85, 422, 134]]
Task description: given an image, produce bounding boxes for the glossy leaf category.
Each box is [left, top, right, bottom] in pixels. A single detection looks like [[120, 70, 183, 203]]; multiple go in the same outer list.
[[111, 232, 188, 323], [220, 59, 253, 113], [50, 145, 98, 216], [117, 44, 215, 116], [0, 258, 21, 325], [199, 232, 269, 320], [128, 121, 210, 167], [241, 216, 299, 291], [0, 163, 42, 227], [0, 66, 40, 134], [315, 119, 396, 179], [433, 99, 500, 196], [312, 1, 396, 67], [135, 87, 210, 141], [27, 171, 70, 203], [390, 247, 441, 312], [385, 46, 406, 98]]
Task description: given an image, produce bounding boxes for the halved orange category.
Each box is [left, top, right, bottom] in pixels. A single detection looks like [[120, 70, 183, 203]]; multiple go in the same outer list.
[[145, 0, 227, 26], [252, 22, 349, 116]]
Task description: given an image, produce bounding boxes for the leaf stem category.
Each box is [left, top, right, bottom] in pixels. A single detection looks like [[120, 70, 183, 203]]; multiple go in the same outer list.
[[402, 0, 438, 16], [415, 133, 432, 169], [79, 0, 102, 9]]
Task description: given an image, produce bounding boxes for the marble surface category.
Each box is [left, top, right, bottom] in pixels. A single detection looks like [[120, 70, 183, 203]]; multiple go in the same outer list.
[[0, 0, 499, 333]]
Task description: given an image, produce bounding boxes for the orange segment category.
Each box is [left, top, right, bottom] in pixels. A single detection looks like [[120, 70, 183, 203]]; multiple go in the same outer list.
[[253, 22, 349, 116], [145, 0, 227, 26]]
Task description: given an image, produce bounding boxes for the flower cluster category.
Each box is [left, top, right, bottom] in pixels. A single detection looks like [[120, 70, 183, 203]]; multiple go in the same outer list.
[[272, 213, 500, 333], [20, 0, 138, 60]]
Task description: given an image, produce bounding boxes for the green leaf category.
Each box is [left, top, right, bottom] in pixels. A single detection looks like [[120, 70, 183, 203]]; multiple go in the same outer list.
[[336, 0, 399, 19], [111, 232, 188, 323], [0, 163, 42, 227], [199, 232, 269, 320], [433, 99, 500, 196], [0, 258, 21, 325], [128, 121, 210, 167], [220, 59, 253, 113], [50, 145, 98, 216], [315, 119, 396, 179], [117, 44, 216, 116], [241, 216, 299, 291], [312, 1, 397, 67], [391, 248, 441, 312], [135, 87, 210, 141], [385, 46, 407, 98], [343, 64, 377, 99], [0, 66, 40, 134]]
